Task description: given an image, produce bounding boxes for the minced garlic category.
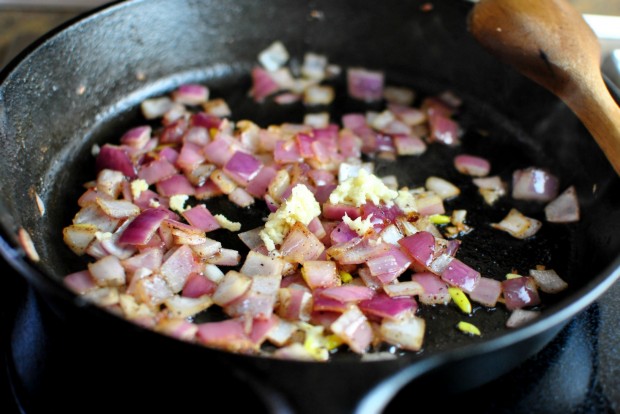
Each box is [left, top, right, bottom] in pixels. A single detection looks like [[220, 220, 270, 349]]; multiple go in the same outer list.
[[329, 169, 398, 207], [169, 194, 189, 213], [214, 214, 242, 232], [342, 213, 374, 236], [260, 184, 320, 251], [131, 179, 149, 199]]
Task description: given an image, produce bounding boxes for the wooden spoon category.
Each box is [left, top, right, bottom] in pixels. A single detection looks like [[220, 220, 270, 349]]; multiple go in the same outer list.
[[469, 0, 620, 176]]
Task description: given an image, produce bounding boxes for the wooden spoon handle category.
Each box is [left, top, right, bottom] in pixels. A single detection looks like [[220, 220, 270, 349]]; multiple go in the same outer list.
[[564, 75, 620, 176]]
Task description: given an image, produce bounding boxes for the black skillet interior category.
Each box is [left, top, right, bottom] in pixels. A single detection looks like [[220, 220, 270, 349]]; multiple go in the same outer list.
[[1, 0, 619, 412]]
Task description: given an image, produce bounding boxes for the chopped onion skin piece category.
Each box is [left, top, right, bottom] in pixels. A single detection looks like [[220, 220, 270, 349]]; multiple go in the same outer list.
[[544, 186, 580, 223], [506, 309, 540, 328], [491, 208, 542, 240], [529, 268, 568, 294]]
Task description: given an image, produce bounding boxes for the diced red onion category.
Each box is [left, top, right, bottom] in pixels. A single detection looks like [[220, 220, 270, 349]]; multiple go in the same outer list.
[[366, 245, 411, 284], [501, 276, 541, 310], [120, 126, 152, 149], [172, 84, 209, 105], [141, 97, 173, 119], [196, 319, 255, 353], [454, 154, 491, 177], [133, 274, 173, 307], [393, 135, 427, 156], [181, 205, 220, 232], [183, 126, 210, 146], [251, 66, 280, 102], [279, 222, 325, 263], [95, 198, 140, 219], [506, 308, 540, 328], [512, 167, 560, 202], [330, 221, 359, 245], [121, 247, 163, 274], [96, 144, 137, 179], [118, 208, 170, 245], [240, 250, 285, 277], [274, 140, 303, 164], [88, 255, 126, 287], [544, 186, 580, 223], [211, 271, 252, 307], [64, 270, 97, 294], [301, 260, 339, 289], [425, 176, 460, 200], [322, 202, 361, 221], [326, 237, 390, 265], [398, 231, 435, 272], [330, 304, 373, 354], [320, 285, 375, 303], [469, 276, 502, 307], [156, 174, 195, 197], [359, 292, 416, 321], [160, 244, 198, 293], [439, 258, 480, 293], [156, 319, 198, 342], [383, 86, 415, 106], [411, 272, 450, 305], [379, 313, 424, 351], [258, 41, 289, 71], [528, 268, 568, 294], [473, 175, 506, 205], [138, 158, 178, 185], [190, 238, 222, 259], [164, 294, 213, 318], [491, 208, 542, 239], [388, 104, 427, 126], [414, 192, 445, 216], [228, 187, 255, 207], [206, 248, 241, 266], [160, 118, 188, 144], [203, 135, 237, 167], [278, 287, 313, 321], [177, 142, 206, 171], [223, 150, 263, 187], [347, 68, 384, 103], [428, 112, 459, 146], [382, 281, 424, 298]]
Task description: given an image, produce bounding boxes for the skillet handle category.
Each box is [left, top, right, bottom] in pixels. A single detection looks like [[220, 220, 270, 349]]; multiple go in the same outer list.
[[229, 356, 442, 414]]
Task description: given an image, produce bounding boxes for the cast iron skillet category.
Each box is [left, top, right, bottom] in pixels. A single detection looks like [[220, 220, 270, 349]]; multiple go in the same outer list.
[[1, 0, 619, 412]]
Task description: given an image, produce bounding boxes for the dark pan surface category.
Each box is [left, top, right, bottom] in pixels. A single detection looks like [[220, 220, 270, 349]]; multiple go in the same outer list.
[[1, 0, 619, 412]]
